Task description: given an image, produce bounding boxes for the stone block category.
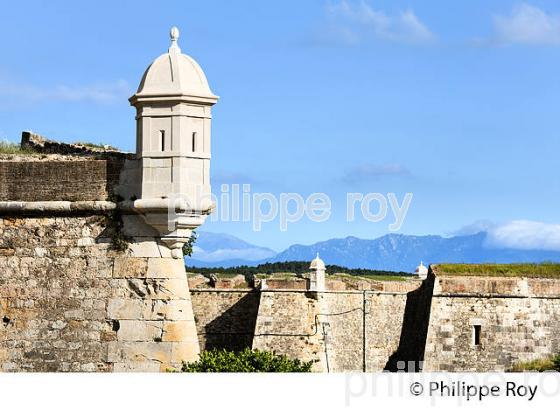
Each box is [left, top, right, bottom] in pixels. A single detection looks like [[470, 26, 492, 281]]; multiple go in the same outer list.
[[77, 238, 95, 247], [146, 258, 186, 279], [162, 320, 197, 342], [117, 320, 163, 342], [127, 240, 161, 258], [147, 299, 194, 321], [107, 298, 145, 319], [124, 278, 190, 300], [170, 341, 199, 364], [113, 257, 148, 278], [34, 247, 48, 257], [113, 361, 161, 372], [107, 341, 172, 363]]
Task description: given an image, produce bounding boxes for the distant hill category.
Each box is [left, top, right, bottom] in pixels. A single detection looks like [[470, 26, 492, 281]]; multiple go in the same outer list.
[[188, 231, 560, 272], [189, 231, 276, 267], [270, 232, 560, 271]]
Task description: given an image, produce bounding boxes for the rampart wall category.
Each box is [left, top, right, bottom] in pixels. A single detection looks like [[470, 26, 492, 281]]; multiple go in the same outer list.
[[2, 141, 560, 372], [423, 275, 560, 371]]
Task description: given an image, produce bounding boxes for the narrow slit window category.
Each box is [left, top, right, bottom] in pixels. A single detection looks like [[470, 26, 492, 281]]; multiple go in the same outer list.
[[192, 132, 197, 152], [160, 130, 165, 151], [473, 325, 481, 346]]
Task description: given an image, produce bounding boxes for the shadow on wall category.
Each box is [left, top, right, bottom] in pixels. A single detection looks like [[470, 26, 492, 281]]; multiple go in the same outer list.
[[384, 274, 435, 372], [201, 291, 261, 352]]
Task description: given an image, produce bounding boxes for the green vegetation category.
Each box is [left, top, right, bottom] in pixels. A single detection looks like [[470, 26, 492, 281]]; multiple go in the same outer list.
[[182, 348, 314, 372], [211, 272, 246, 279], [510, 354, 560, 372], [182, 230, 198, 257], [106, 211, 129, 253], [434, 263, 560, 278], [0, 141, 34, 155], [185, 261, 412, 278], [330, 273, 407, 282], [254, 272, 303, 280], [72, 141, 119, 150]]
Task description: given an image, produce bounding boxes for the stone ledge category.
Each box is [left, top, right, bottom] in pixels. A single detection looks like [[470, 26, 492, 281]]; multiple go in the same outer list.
[[0, 201, 117, 215], [433, 293, 560, 299], [434, 275, 560, 298]]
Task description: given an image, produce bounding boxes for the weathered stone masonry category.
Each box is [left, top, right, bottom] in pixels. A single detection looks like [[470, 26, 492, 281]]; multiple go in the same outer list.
[[190, 290, 260, 352], [423, 274, 560, 371], [2, 208, 560, 372], [1, 148, 559, 373], [0, 132, 126, 202], [190, 287, 421, 372], [189, 271, 560, 372], [0, 215, 199, 372]]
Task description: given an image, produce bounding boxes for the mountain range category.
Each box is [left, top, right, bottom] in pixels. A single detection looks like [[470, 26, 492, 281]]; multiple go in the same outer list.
[[188, 231, 560, 272]]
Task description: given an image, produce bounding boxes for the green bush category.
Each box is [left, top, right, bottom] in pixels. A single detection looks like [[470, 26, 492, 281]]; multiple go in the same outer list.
[[552, 354, 560, 371], [182, 348, 314, 372], [511, 354, 560, 372], [182, 230, 198, 257]]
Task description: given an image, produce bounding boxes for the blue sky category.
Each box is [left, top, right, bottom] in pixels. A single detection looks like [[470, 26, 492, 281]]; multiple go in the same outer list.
[[1, 0, 560, 251]]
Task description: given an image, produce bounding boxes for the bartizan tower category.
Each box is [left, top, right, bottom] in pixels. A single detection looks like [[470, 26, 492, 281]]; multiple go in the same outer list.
[[129, 26, 218, 257]]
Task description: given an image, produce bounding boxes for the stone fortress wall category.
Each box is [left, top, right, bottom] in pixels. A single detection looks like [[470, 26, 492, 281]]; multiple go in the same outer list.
[[1, 135, 199, 372], [423, 274, 560, 371], [2, 135, 560, 372], [189, 270, 560, 372], [0, 214, 199, 372], [2, 211, 560, 372], [188, 281, 421, 371], [0, 132, 127, 202]]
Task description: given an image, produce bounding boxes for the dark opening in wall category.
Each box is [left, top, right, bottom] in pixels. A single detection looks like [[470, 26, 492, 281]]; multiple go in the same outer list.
[[112, 320, 120, 332], [160, 130, 166, 151], [2, 316, 10, 327], [474, 325, 481, 346]]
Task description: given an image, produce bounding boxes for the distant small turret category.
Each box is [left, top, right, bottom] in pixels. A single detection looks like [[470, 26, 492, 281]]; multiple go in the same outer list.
[[309, 253, 326, 292], [415, 261, 428, 279]]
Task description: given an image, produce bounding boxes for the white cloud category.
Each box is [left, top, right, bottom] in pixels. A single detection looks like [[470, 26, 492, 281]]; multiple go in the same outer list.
[[493, 3, 560, 45], [323, 0, 435, 45], [0, 79, 132, 105], [192, 246, 276, 262], [485, 220, 560, 251]]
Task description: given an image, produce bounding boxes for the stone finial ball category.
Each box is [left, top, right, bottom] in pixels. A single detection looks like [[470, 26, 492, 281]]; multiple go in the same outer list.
[[170, 26, 180, 41]]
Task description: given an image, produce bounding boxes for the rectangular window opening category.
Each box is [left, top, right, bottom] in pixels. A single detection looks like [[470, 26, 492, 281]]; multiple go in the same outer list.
[[192, 132, 197, 152], [473, 325, 481, 346], [160, 130, 165, 151]]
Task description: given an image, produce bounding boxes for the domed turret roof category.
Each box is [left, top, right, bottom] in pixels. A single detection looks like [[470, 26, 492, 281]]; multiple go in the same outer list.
[[310, 253, 325, 270], [131, 27, 218, 103]]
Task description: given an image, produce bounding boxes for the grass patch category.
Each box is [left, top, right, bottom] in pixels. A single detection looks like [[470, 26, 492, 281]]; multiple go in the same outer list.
[[510, 355, 560, 372], [210, 273, 245, 279], [330, 273, 407, 282], [0, 141, 35, 155], [72, 141, 119, 150], [434, 263, 560, 278], [253, 272, 407, 282], [255, 273, 301, 280]]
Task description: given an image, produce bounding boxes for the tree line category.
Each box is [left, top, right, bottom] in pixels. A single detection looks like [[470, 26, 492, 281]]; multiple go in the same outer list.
[[185, 261, 412, 277]]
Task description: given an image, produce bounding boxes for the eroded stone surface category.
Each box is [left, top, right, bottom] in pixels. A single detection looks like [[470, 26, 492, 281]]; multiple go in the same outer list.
[[0, 215, 199, 372]]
